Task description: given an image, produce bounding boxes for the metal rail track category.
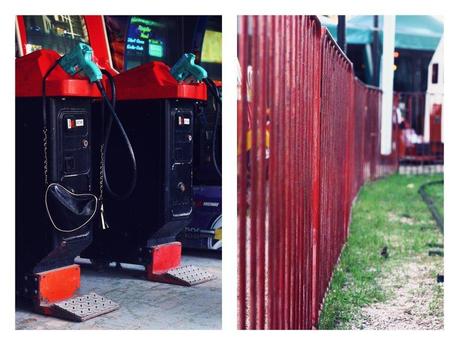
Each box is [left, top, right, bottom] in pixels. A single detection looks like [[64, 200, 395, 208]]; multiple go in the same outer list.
[[418, 180, 444, 233]]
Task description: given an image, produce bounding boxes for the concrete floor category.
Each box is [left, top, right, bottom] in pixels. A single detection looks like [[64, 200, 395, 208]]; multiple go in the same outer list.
[[15, 251, 221, 330]]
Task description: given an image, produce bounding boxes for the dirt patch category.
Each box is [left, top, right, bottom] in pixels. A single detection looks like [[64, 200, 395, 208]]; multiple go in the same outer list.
[[388, 212, 415, 225], [349, 256, 443, 330]]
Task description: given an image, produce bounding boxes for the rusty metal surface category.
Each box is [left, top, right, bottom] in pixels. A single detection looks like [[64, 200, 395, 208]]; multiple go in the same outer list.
[[237, 16, 398, 330]]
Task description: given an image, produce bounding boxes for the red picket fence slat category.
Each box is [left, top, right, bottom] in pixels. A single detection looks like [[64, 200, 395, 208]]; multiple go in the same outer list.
[[237, 15, 398, 330]]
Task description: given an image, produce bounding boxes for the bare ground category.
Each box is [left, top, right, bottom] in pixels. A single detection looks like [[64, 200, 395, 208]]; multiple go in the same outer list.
[[349, 255, 443, 330], [320, 175, 444, 330]]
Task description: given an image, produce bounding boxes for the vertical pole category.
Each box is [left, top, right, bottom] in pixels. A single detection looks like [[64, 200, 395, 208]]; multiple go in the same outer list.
[[256, 15, 267, 329], [337, 15, 346, 54], [267, 15, 275, 330], [372, 15, 381, 87], [381, 16, 396, 154], [237, 15, 248, 330], [249, 15, 259, 330]]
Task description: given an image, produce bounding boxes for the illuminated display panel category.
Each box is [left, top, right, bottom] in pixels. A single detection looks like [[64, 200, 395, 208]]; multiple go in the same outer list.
[[23, 16, 89, 56], [149, 39, 164, 58], [124, 16, 178, 70], [105, 16, 221, 75], [201, 30, 222, 64], [199, 16, 222, 81]]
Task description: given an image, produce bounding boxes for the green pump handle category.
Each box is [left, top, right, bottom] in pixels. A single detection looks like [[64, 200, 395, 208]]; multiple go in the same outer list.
[[170, 53, 208, 82], [59, 42, 102, 83]]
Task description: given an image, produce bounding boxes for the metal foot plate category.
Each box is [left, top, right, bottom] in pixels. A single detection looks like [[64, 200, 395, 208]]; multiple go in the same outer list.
[[167, 265, 214, 286], [52, 292, 119, 322], [152, 265, 215, 286]]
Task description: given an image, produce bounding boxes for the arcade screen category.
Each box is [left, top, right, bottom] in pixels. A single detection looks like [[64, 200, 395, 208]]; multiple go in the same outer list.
[[199, 17, 222, 81], [201, 30, 222, 64], [105, 16, 221, 77], [105, 16, 181, 71], [22, 16, 89, 56]]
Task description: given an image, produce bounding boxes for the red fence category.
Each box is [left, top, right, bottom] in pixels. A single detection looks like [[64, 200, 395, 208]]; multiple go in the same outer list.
[[237, 15, 397, 330], [315, 31, 354, 325]]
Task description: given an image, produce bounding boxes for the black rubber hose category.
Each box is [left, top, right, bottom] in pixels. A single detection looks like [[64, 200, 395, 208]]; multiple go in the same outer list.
[[96, 79, 137, 200], [204, 77, 221, 103], [42, 57, 63, 130], [43, 60, 136, 199], [42, 57, 64, 186], [101, 69, 115, 135], [203, 78, 222, 178], [99, 70, 122, 199]]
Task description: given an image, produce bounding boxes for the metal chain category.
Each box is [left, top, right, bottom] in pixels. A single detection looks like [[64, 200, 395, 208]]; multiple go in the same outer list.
[[99, 143, 104, 201], [43, 127, 49, 185], [41, 58, 105, 232], [99, 143, 108, 230]]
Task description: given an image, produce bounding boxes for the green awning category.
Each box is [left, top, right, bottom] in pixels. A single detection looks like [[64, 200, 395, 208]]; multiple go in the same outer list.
[[321, 15, 443, 51]]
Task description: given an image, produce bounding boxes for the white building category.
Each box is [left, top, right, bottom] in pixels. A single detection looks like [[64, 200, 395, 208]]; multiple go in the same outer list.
[[424, 37, 443, 142]]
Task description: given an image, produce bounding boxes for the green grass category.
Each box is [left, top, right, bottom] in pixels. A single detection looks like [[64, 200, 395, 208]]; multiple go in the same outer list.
[[424, 182, 444, 219], [318, 173, 444, 329]]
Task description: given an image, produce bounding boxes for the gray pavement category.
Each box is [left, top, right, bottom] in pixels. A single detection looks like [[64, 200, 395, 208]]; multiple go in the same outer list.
[[15, 252, 221, 330]]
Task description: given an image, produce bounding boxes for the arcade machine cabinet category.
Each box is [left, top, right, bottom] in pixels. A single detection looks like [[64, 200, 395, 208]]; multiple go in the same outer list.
[[16, 49, 118, 320], [82, 61, 214, 286], [179, 20, 222, 250]]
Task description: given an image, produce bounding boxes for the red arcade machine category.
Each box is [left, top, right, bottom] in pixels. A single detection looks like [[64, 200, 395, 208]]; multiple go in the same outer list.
[[15, 15, 123, 321], [80, 16, 217, 285], [179, 16, 223, 251]]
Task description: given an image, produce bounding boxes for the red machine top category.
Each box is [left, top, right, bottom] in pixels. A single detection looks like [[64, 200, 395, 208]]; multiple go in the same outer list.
[[16, 49, 102, 98], [113, 61, 207, 101]]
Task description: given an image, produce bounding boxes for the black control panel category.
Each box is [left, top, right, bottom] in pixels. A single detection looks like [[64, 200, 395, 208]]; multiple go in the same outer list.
[[170, 111, 193, 217], [16, 96, 94, 281], [48, 98, 92, 194], [82, 98, 200, 261]]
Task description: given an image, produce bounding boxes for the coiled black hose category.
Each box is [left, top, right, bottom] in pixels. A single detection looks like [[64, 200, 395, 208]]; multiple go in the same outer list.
[[203, 77, 222, 178], [42, 58, 62, 134], [96, 73, 137, 200], [43, 60, 137, 199]]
